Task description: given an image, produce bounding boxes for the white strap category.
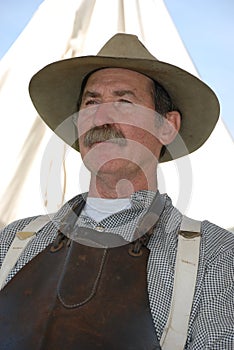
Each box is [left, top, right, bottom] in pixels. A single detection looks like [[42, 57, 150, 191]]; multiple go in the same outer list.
[[180, 215, 201, 233], [160, 215, 201, 350], [0, 214, 53, 290]]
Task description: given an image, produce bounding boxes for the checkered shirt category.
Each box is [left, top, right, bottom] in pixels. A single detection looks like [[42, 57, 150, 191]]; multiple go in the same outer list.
[[0, 191, 233, 349]]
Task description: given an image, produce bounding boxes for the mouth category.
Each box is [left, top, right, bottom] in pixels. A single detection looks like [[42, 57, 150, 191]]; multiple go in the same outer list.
[[83, 125, 127, 148], [89, 138, 126, 149]]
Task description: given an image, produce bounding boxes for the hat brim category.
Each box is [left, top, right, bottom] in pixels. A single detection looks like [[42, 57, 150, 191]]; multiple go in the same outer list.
[[29, 55, 219, 162]]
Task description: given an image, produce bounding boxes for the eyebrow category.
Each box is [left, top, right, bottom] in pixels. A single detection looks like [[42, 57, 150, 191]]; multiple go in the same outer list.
[[82, 89, 137, 100], [82, 91, 100, 99], [113, 90, 136, 98]]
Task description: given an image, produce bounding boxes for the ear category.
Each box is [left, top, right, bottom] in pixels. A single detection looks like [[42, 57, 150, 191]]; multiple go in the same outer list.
[[158, 111, 181, 145]]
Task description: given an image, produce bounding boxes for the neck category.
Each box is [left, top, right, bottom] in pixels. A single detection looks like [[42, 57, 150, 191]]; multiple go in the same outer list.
[[88, 169, 158, 199]]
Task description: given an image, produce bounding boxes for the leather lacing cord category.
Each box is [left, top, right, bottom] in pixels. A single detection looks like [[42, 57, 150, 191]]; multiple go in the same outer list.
[[56, 242, 108, 309], [49, 198, 109, 309]]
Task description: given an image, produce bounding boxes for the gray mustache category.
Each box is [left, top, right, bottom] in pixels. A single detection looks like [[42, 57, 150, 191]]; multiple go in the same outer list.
[[83, 125, 127, 147]]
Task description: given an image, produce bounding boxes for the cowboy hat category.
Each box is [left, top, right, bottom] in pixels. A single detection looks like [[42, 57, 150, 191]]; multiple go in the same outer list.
[[29, 33, 219, 162]]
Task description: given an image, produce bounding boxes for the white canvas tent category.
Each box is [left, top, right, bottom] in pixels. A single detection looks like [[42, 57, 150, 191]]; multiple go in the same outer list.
[[0, 0, 233, 230]]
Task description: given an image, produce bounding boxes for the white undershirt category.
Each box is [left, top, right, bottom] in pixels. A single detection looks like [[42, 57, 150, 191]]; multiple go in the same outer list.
[[83, 197, 132, 222]]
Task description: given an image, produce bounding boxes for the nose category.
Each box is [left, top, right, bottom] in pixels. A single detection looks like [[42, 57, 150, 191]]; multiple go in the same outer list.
[[77, 102, 117, 137], [92, 102, 116, 127]]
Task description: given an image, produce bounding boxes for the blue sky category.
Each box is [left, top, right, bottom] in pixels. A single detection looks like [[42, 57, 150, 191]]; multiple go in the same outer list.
[[0, 0, 233, 139]]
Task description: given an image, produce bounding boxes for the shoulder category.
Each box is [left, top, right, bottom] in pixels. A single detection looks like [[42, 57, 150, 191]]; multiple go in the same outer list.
[[0, 193, 84, 243], [201, 220, 234, 263], [199, 221, 233, 302], [0, 216, 40, 243], [193, 221, 234, 347], [0, 215, 42, 267]]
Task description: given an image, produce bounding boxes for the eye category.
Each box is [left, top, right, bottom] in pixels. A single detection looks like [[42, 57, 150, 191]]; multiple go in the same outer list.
[[85, 99, 99, 106], [113, 100, 135, 114], [118, 99, 133, 104]]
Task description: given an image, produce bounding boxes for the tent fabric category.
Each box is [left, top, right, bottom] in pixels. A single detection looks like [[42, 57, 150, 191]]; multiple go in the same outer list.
[[0, 0, 233, 230]]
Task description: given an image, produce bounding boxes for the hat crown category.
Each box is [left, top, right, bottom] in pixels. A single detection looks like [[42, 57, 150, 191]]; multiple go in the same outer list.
[[97, 33, 157, 61]]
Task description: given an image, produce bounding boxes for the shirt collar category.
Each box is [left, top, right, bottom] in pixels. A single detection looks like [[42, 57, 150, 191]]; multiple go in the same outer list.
[[130, 190, 159, 210]]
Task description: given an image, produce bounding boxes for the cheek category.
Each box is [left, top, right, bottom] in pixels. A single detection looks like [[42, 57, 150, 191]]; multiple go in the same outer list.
[[78, 136, 88, 159], [125, 125, 159, 146], [126, 127, 162, 160], [77, 118, 90, 139]]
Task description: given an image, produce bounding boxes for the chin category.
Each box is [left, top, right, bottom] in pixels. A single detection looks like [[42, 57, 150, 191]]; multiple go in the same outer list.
[[91, 159, 125, 173], [86, 157, 136, 176], [82, 142, 128, 169]]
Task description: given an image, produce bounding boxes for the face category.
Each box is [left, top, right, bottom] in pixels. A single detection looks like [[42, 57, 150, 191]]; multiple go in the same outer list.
[[77, 68, 164, 177]]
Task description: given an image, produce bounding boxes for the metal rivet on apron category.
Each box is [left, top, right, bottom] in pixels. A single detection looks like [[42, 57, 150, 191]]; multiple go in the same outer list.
[[95, 225, 105, 232]]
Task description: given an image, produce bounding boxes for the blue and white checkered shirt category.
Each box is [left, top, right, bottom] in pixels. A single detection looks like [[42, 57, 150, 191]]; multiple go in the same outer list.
[[0, 191, 233, 349]]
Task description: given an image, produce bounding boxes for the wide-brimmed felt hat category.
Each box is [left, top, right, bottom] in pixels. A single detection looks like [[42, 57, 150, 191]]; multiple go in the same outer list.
[[29, 33, 219, 162]]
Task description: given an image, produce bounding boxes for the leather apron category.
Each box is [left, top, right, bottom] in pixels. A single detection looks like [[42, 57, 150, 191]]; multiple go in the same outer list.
[[0, 196, 164, 350]]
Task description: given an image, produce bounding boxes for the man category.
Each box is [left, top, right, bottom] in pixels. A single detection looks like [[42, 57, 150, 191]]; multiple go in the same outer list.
[[0, 33, 233, 349]]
